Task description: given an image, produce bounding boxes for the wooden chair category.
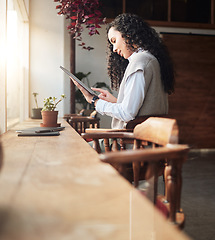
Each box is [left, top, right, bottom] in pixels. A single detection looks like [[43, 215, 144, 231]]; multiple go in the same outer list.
[[63, 109, 85, 123], [68, 110, 100, 135], [82, 117, 178, 186], [97, 118, 189, 228]]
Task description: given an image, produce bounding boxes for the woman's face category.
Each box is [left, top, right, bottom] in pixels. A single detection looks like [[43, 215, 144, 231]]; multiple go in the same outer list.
[[108, 27, 134, 59]]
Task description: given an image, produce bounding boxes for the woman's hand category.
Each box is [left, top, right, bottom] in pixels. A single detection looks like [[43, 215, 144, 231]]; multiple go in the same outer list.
[[71, 78, 93, 103], [91, 88, 117, 103]]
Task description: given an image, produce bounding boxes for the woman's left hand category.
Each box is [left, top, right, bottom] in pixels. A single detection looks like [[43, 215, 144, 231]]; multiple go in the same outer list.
[[71, 78, 93, 103]]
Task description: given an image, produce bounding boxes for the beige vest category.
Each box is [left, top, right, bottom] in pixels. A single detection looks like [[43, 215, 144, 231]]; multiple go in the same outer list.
[[112, 51, 168, 129]]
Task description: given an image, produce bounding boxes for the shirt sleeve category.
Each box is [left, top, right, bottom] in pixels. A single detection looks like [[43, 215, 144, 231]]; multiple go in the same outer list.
[[96, 70, 145, 122]]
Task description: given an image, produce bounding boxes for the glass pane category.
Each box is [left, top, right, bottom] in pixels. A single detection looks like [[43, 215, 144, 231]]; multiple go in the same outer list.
[[171, 0, 211, 23], [126, 0, 168, 21], [7, 0, 20, 128], [100, 0, 123, 19]]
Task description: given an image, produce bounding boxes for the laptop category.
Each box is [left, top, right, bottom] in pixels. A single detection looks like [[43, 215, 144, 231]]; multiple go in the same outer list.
[[60, 66, 98, 96]]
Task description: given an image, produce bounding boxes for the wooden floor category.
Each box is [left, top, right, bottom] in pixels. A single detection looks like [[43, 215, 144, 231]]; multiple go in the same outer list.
[[138, 149, 215, 240], [181, 150, 215, 240]]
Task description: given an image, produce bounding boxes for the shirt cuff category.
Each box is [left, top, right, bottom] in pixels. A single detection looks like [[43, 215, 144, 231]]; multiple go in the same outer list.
[[95, 99, 105, 115]]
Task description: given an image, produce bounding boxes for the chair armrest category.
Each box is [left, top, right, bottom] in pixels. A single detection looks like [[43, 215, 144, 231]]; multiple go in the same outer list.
[[99, 144, 189, 164], [64, 113, 81, 122], [69, 116, 100, 122], [81, 132, 135, 140], [85, 128, 132, 133]]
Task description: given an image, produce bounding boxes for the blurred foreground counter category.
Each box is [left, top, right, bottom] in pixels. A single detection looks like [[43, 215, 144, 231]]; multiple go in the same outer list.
[[0, 119, 191, 240]]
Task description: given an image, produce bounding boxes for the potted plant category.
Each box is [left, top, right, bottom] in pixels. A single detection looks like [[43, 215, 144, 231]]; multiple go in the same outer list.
[[32, 92, 43, 119], [41, 94, 66, 127]]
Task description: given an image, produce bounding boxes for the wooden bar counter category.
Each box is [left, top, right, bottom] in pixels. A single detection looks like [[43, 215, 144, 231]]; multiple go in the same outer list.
[[0, 119, 191, 240]]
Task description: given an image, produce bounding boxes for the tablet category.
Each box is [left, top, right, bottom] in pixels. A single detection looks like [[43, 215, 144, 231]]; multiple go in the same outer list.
[[16, 127, 65, 136], [60, 66, 98, 96], [17, 131, 60, 137]]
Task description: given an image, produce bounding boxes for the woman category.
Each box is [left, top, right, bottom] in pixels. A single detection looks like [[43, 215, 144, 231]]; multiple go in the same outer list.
[[73, 13, 175, 129]]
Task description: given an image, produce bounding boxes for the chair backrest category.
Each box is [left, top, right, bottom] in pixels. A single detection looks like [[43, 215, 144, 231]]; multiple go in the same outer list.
[[69, 112, 100, 135], [63, 109, 85, 123], [89, 110, 97, 118], [134, 117, 179, 146], [130, 117, 180, 188]]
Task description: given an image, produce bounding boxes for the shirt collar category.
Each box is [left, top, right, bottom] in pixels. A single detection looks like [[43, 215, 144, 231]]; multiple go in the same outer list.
[[128, 48, 144, 62]]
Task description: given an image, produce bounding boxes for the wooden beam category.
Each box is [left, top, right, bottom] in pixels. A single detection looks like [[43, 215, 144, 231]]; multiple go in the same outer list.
[[211, 0, 214, 24], [70, 35, 75, 113], [123, 0, 126, 13], [168, 0, 171, 22]]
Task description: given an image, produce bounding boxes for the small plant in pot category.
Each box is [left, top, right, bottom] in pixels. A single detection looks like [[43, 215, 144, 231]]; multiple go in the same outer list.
[[41, 94, 66, 127], [32, 93, 42, 119]]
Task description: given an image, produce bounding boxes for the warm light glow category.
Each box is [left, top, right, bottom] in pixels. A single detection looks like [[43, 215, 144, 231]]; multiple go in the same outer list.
[[7, 10, 18, 67], [6, 7, 20, 128], [0, 39, 6, 67], [0, 0, 29, 132]]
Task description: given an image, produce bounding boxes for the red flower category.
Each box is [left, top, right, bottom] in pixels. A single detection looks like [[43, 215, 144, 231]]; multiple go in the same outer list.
[[54, 0, 105, 50], [70, 16, 77, 20]]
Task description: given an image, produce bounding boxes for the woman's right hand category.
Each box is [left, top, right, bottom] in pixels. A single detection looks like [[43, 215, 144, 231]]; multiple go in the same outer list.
[[91, 88, 117, 103]]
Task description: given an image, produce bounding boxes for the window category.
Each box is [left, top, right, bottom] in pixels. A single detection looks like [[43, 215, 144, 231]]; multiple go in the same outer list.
[[0, 0, 29, 133], [7, 3, 20, 128], [171, 0, 211, 23], [0, 0, 7, 133], [127, 0, 168, 21], [100, 0, 122, 19], [101, 0, 215, 28]]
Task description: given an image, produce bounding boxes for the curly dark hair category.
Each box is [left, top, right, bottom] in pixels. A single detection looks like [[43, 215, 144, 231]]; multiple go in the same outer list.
[[106, 13, 175, 94]]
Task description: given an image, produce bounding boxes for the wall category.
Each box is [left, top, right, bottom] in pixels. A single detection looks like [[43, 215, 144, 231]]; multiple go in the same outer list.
[[29, 0, 64, 116], [163, 33, 215, 148]]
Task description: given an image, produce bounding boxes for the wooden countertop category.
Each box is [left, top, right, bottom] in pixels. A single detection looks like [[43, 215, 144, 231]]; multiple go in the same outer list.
[[0, 119, 191, 240]]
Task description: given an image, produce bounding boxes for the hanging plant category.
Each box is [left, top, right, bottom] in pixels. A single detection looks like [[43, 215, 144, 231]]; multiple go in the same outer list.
[[54, 0, 106, 50]]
